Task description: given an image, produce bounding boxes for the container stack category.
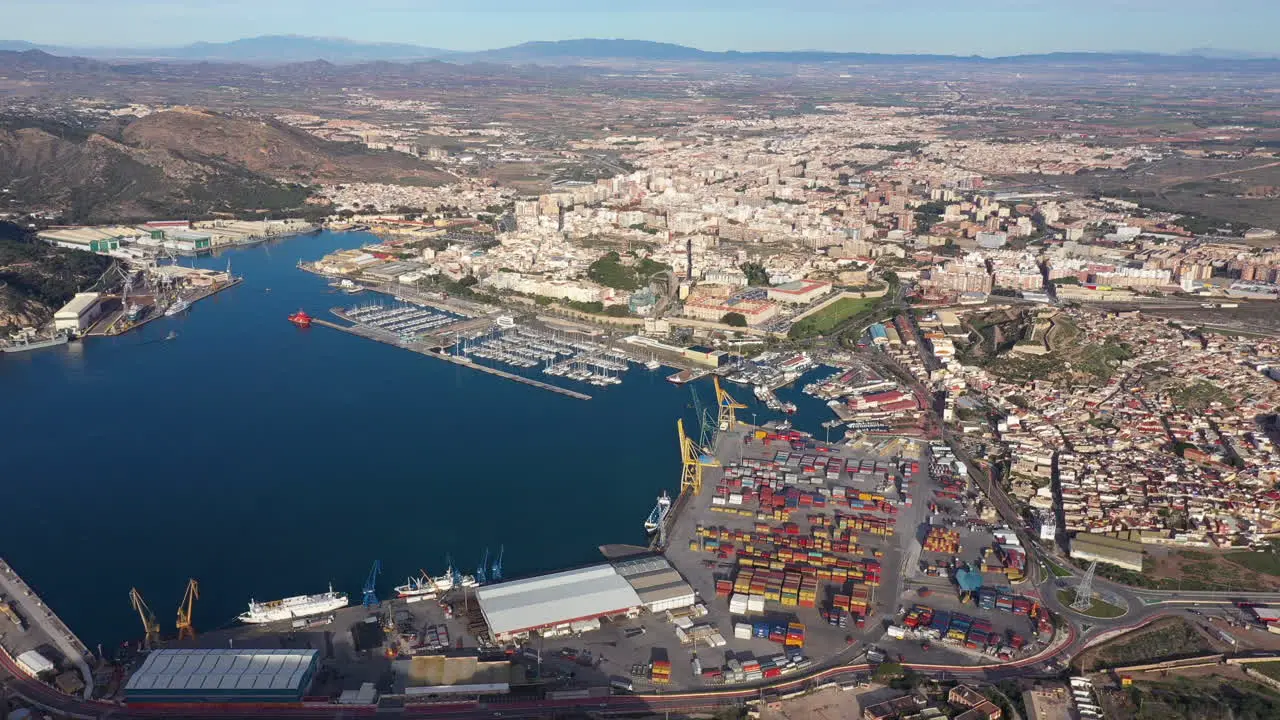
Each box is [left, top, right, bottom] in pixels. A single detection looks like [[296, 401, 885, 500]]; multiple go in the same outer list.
[[923, 526, 960, 553], [733, 622, 752, 640], [650, 660, 671, 685], [785, 622, 806, 649]]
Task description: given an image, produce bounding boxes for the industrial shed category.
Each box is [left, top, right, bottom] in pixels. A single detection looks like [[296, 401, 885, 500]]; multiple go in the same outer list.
[[613, 556, 697, 613], [475, 564, 641, 641], [124, 649, 319, 703]]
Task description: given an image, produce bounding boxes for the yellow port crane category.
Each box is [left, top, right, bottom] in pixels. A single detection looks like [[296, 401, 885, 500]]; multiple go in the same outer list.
[[129, 588, 162, 649], [713, 376, 747, 433], [678, 418, 719, 496], [176, 579, 199, 641]]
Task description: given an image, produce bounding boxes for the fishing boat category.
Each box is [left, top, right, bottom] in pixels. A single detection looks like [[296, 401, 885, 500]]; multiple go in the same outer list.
[[164, 298, 190, 317], [394, 571, 440, 600], [237, 584, 348, 624]]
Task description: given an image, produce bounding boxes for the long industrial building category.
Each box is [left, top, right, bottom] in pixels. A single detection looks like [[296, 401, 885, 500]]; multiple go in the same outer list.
[[124, 649, 319, 704], [475, 564, 642, 641]]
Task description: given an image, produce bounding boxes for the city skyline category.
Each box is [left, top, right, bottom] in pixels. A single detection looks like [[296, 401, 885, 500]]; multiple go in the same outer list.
[[5, 0, 1279, 56]]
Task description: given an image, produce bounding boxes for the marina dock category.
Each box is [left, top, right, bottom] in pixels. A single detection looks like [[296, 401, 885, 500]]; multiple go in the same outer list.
[[311, 318, 593, 400]]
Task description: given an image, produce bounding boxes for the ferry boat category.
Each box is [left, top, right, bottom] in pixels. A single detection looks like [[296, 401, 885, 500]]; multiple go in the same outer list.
[[667, 369, 695, 385], [164, 298, 190, 317], [289, 310, 313, 328], [330, 279, 364, 295], [237, 584, 348, 624]]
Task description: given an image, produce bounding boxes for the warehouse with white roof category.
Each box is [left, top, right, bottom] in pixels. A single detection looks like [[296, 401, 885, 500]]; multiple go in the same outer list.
[[124, 649, 319, 703], [475, 564, 642, 641]]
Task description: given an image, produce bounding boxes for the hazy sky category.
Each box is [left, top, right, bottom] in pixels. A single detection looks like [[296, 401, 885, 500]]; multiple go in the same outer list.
[[6, 0, 1279, 55]]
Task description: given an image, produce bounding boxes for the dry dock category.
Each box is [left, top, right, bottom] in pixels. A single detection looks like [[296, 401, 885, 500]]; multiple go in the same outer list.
[[312, 318, 592, 401]]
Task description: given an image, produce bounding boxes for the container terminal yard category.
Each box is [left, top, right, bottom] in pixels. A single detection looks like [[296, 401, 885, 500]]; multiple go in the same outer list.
[[0, 368, 1098, 720]]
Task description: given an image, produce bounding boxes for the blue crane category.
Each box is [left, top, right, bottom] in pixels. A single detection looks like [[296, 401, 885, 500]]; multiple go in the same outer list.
[[362, 560, 381, 608], [476, 549, 489, 585], [491, 546, 504, 582], [689, 386, 716, 453]]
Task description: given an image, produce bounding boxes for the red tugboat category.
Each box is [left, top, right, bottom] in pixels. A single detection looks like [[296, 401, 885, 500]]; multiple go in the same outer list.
[[288, 310, 313, 328]]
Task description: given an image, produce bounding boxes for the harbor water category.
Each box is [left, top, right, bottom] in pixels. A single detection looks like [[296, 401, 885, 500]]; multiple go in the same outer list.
[[0, 230, 824, 648]]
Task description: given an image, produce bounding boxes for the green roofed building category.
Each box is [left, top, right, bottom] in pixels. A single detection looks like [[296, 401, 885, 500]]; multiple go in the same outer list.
[[124, 649, 319, 703]]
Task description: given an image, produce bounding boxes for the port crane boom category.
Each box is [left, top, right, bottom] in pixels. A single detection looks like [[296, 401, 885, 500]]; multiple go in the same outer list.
[[678, 418, 719, 496], [713, 376, 747, 433], [362, 561, 381, 608], [176, 579, 199, 641], [130, 588, 162, 650]]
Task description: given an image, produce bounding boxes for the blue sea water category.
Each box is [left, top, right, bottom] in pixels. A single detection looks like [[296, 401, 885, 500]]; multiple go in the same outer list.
[[0, 231, 831, 648]]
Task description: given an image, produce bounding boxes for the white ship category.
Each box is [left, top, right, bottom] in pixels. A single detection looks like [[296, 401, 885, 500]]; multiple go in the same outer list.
[[645, 358, 662, 371], [164, 298, 190, 317], [237, 584, 348, 624], [395, 566, 477, 598], [394, 571, 440, 599], [645, 491, 672, 533]]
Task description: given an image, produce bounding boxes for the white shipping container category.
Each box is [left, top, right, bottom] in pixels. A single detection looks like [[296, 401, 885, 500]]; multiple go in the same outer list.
[[747, 597, 766, 613], [728, 493, 743, 505], [887, 625, 907, 639], [734, 623, 752, 640], [712, 496, 727, 506], [675, 626, 691, 644]]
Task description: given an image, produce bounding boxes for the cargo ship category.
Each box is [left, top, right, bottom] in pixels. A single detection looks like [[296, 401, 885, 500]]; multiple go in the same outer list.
[[289, 310, 313, 328], [2, 331, 68, 354], [237, 584, 348, 624]]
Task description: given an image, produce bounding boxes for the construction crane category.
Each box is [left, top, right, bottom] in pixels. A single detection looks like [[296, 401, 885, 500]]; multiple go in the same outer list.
[[491, 546, 504, 582], [678, 418, 720, 496], [713, 376, 747, 433], [129, 588, 162, 650], [176, 579, 199, 641], [362, 561, 381, 608], [689, 386, 716, 454]]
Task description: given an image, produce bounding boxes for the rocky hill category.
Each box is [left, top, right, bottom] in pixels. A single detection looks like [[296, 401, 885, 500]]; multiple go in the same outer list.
[[0, 222, 112, 331], [0, 110, 448, 223]]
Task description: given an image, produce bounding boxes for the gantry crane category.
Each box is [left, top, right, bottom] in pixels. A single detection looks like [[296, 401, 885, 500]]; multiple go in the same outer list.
[[129, 588, 162, 650], [678, 418, 719, 496], [713, 376, 747, 433], [176, 579, 199, 641]]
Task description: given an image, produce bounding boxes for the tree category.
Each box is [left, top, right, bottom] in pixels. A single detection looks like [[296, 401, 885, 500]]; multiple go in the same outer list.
[[721, 312, 748, 327], [740, 262, 770, 286]]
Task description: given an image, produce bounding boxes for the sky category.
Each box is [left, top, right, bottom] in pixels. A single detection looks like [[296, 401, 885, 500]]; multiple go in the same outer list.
[[5, 0, 1280, 56]]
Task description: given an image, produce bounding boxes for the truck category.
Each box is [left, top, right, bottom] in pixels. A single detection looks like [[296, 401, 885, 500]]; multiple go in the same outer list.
[[0, 598, 27, 631]]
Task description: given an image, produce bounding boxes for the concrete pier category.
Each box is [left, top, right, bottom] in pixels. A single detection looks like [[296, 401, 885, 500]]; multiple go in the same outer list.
[[312, 318, 593, 401], [0, 558, 94, 699]]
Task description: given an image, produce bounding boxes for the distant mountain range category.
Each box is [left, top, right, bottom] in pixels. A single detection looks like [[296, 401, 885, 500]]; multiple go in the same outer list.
[[0, 36, 1277, 66]]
